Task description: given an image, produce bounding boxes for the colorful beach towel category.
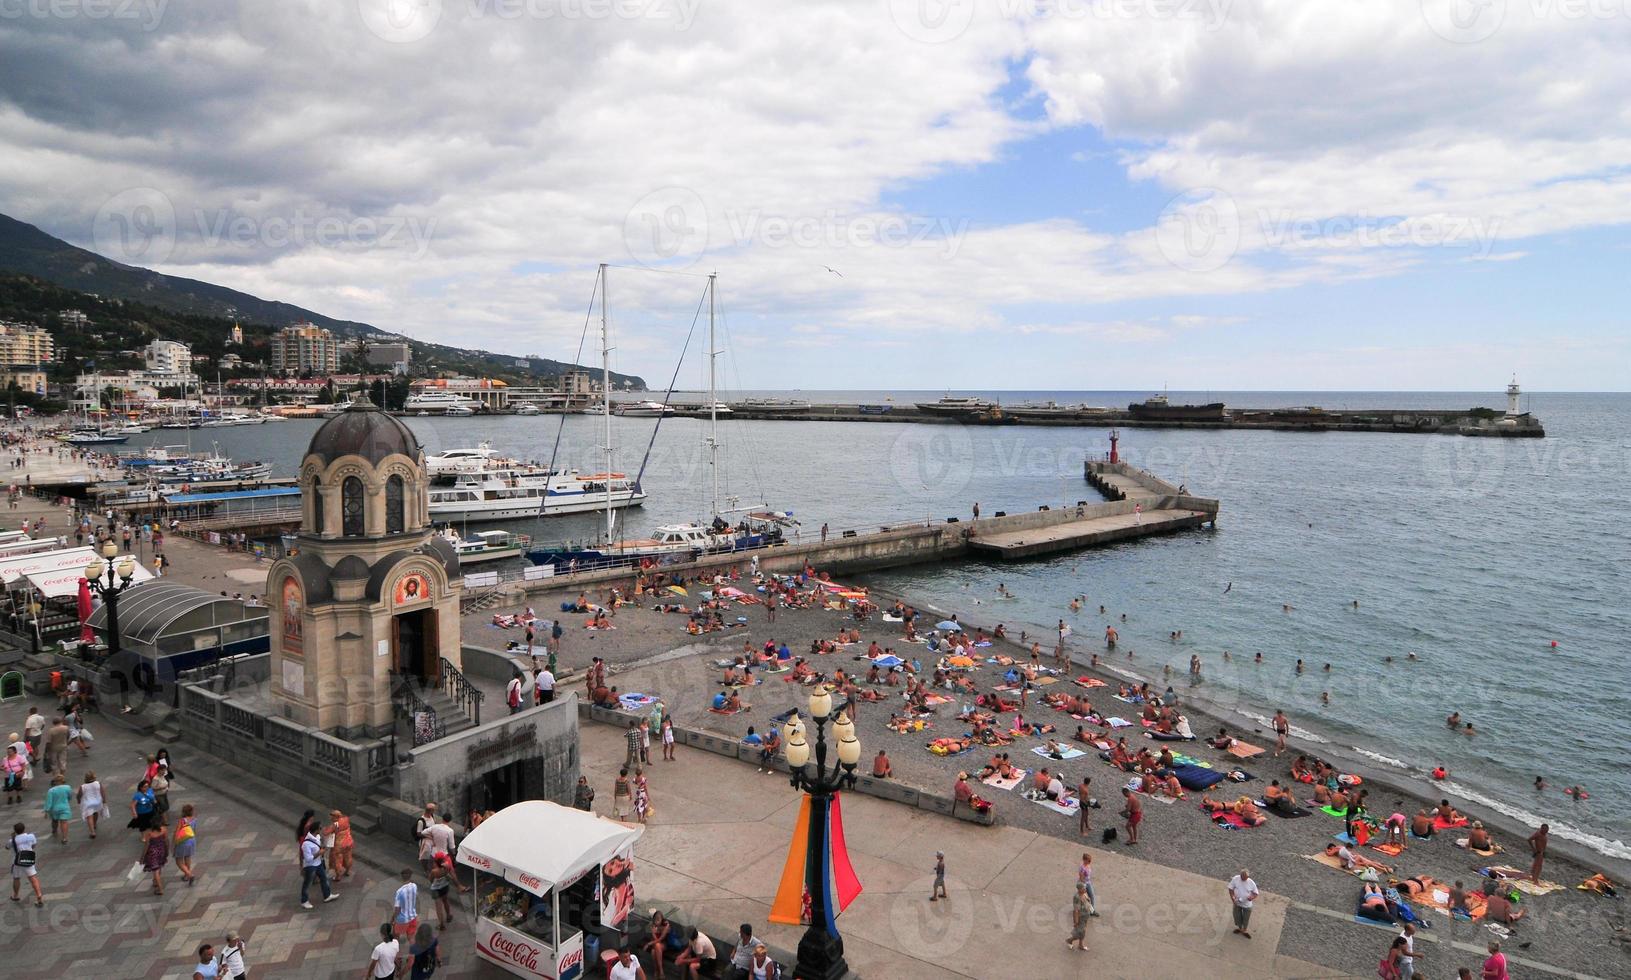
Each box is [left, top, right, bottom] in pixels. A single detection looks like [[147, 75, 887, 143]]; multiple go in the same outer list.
[[1256, 800, 1314, 818], [1303, 852, 1370, 878], [1226, 741, 1266, 759], [1207, 809, 1259, 830], [1031, 745, 1087, 761], [1476, 866, 1564, 895], [1454, 838, 1504, 856], [619, 693, 660, 710], [1027, 792, 1080, 816], [1074, 677, 1108, 688], [1106, 717, 1133, 728], [981, 769, 1029, 792], [1431, 814, 1470, 831]]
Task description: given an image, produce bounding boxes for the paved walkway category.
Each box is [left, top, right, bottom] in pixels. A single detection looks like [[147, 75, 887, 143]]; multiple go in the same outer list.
[[578, 724, 1336, 980]]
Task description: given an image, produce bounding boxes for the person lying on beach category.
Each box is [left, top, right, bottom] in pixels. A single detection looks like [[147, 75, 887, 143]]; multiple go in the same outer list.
[[886, 714, 928, 734], [1392, 875, 1441, 900], [1201, 796, 1264, 825], [1327, 843, 1391, 873], [1358, 882, 1393, 921], [928, 736, 974, 755], [977, 754, 1006, 780], [789, 659, 816, 682]]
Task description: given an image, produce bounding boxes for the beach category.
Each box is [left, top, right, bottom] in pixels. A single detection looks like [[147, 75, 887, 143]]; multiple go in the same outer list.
[[485, 571, 1631, 979]]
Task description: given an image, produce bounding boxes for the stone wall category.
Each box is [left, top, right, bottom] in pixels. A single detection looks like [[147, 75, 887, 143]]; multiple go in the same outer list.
[[390, 692, 581, 835]]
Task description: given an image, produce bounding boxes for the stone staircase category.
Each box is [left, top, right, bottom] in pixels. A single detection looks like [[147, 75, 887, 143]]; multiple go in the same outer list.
[[418, 684, 478, 739]]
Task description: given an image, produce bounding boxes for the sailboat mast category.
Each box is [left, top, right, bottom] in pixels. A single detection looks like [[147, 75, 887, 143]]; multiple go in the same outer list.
[[708, 272, 719, 520], [600, 263, 614, 544]]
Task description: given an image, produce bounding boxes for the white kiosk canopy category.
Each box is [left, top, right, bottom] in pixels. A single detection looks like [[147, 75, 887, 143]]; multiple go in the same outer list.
[[458, 800, 643, 895]]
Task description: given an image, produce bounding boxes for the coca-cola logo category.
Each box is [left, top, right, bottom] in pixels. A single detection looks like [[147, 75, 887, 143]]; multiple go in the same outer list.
[[486, 930, 542, 971], [558, 947, 583, 980], [519, 872, 543, 891]]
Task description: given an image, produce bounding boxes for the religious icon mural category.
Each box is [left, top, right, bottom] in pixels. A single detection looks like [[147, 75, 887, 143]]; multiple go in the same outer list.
[[394, 571, 430, 606]]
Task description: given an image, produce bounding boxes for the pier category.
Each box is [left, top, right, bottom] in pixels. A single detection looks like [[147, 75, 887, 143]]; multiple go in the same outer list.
[[516, 460, 1218, 592]]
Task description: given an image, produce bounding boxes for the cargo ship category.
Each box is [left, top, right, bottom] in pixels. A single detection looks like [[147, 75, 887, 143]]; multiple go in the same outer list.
[[1126, 393, 1226, 422]]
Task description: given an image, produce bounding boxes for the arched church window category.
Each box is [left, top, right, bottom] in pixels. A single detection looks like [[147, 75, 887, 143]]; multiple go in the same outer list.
[[386, 475, 405, 534], [342, 476, 365, 536]]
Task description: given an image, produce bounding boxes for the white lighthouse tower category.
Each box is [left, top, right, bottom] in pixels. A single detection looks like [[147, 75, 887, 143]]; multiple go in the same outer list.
[[1506, 375, 1522, 417]]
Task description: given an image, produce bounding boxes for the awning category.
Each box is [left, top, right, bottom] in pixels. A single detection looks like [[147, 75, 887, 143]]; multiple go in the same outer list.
[[457, 800, 642, 896], [0, 546, 154, 598], [163, 487, 301, 504], [85, 581, 257, 646]]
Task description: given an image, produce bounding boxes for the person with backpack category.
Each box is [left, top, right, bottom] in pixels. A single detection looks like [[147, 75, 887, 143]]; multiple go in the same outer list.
[[414, 803, 438, 873], [506, 673, 525, 715], [7, 820, 42, 906]]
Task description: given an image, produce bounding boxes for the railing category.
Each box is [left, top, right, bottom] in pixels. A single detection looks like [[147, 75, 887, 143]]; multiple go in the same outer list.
[[440, 656, 483, 728], [396, 680, 444, 747]]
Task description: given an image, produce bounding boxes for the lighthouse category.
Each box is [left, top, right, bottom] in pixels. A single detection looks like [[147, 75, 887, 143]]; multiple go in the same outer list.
[[1506, 376, 1521, 417], [1108, 429, 1120, 464]]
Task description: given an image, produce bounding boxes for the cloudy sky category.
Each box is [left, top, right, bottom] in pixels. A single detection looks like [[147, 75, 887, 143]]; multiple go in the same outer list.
[[1, 0, 1626, 391]]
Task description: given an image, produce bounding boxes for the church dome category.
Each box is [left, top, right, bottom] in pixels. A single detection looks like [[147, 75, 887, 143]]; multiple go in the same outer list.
[[305, 393, 419, 466]]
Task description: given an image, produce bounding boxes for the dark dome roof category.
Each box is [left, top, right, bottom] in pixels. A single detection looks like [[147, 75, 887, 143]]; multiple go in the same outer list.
[[305, 394, 420, 466]]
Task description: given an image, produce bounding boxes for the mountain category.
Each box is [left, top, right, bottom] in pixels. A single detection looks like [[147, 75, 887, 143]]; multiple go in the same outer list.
[[0, 212, 644, 388]]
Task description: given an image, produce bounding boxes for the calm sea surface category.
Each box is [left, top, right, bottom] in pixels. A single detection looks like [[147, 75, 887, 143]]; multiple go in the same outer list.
[[159, 390, 1631, 858]]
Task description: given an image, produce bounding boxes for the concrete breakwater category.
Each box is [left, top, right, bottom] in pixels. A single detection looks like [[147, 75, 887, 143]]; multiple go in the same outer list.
[[638, 402, 1546, 437], [518, 463, 1219, 593]]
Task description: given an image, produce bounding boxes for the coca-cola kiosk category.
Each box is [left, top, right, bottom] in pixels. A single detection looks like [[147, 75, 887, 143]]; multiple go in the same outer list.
[[457, 800, 645, 980]]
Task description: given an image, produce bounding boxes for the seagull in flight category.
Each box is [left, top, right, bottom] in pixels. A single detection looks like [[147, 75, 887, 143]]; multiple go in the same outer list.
[[823, 266, 843, 278]]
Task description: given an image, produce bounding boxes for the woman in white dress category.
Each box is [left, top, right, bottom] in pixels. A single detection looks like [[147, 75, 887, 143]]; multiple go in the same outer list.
[[66, 709, 93, 756], [77, 771, 105, 838]]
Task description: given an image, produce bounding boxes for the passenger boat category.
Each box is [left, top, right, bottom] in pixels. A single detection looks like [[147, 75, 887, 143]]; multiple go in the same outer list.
[[737, 398, 812, 411], [425, 442, 505, 476], [63, 428, 128, 445], [404, 391, 478, 414], [1005, 401, 1114, 421], [1126, 393, 1226, 421], [915, 395, 998, 416], [440, 528, 531, 564], [615, 400, 675, 417], [428, 464, 645, 522], [513, 402, 541, 415]]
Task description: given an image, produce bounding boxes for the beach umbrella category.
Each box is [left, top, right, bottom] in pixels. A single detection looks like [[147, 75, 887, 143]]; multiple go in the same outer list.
[[77, 576, 94, 643], [936, 620, 962, 631]]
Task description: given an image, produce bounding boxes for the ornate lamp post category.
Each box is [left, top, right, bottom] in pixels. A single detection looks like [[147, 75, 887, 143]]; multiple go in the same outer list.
[[782, 684, 861, 980], [84, 540, 140, 657]]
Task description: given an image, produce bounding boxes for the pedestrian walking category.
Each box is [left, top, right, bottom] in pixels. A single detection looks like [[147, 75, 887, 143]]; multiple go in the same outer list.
[[219, 932, 248, 980], [633, 768, 652, 823], [22, 707, 44, 760], [3, 745, 25, 804], [190, 942, 219, 980], [78, 771, 105, 838], [1528, 823, 1549, 884], [613, 768, 632, 820], [1077, 776, 1092, 835], [1272, 709, 1289, 756], [392, 868, 420, 940], [1227, 867, 1259, 938], [140, 816, 170, 895], [298, 824, 337, 908], [407, 922, 441, 979], [173, 803, 198, 885], [639, 719, 651, 764], [1397, 921, 1419, 980], [661, 716, 676, 761], [1067, 882, 1091, 950], [573, 775, 595, 812], [413, 803, 438, 874], [429, 851, 457, 927], [535, 666, 555, 705], [8, 820, 43, 906], [43, 773, 73, 844], [367, 923, 400, 979], [929, 851, 947, 901], [129, 779, 158, 831], [506, 673, 526, 715], [1077, 853, 1099, 917], [325, 809, 354, 879]]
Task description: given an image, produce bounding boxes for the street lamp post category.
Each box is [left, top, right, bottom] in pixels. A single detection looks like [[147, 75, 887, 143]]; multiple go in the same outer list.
[[84, 540, 139, 658], [782, 685, 861, 980]]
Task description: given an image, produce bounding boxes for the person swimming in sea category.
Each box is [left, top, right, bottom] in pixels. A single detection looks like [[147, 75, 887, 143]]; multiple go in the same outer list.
[[1534, 776, 1547, 792], [1253, 652, 1263, 664], [1320, 691, 1330, 705], [1322, 663, 1331, 672], [1464, 722, 1476, 736], [1446, 711, 1461, 729], [1296, 659, 1305, 674], [1407, 652, 1419, 661]]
